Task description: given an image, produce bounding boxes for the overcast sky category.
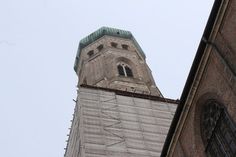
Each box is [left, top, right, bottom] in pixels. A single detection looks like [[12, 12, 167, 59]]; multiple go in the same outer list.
[[1, 1, 214, 157]]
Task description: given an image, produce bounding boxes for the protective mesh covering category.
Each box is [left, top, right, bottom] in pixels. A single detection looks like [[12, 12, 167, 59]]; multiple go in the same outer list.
[[65, 87, 177, 157]]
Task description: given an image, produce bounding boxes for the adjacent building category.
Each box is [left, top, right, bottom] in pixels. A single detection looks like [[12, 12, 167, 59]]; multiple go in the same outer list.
[[161, 0, 236, 156]]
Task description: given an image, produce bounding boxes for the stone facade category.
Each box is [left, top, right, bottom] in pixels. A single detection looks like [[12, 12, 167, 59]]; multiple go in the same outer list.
[[75, 30, 161, 96], [163, 0, 236, 156]]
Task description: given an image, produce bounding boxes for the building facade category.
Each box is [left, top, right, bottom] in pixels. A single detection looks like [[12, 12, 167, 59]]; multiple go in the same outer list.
[[161, 0, 236, 156], [64, 27, 178, 157]]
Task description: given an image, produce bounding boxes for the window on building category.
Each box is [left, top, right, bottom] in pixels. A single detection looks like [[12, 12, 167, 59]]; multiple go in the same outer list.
[[97, 44, 103, 51], [122, 44, 129, 50], [117, 65, 125, 76], [87, 50, 94, 57], [111, 42, 118, 48], [125, 66, 133, 77], [201, 101, 236, 157], [117, 63, 133, 77]]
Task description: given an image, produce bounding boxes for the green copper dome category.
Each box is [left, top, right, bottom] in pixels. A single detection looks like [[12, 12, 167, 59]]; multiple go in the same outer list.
[[74, 27, 146, 72]]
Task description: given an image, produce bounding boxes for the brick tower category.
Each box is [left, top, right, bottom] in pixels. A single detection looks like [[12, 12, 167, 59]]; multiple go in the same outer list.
[[64, 27, 178, 157]]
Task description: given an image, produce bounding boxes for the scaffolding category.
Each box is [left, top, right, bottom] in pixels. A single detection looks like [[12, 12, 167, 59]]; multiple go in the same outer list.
[[65, 87, 177, 157]]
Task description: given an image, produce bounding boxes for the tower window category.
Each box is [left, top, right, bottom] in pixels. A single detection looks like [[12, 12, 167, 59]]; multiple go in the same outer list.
[[87, 50, 94, 57], [111, 42, 118, 48], [122, 44, 129, 50], [201, 101, 236, 157], [97, 44, 103, 51], [118, 65, 125, 76], [125, 66, 133, 77], [117, 63, 133, 77]]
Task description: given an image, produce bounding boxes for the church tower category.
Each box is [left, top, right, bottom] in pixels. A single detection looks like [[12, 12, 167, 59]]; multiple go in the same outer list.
[[65, 27, 178, 157], [74, 27, 162, 96]]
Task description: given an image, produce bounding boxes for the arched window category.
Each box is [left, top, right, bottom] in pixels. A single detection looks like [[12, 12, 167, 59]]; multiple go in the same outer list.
[[125, 66, 133, 77], [118, 65, 125, 76], [117, 63, 133, 77], [201, 101, 236, 157]]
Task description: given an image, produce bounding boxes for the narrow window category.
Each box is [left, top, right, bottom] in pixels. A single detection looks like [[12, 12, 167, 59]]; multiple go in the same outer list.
[[97, 44, 103, 51], [87, 50, 94, 57], [117, 64, 133, 78], [201, 101, 236, 157], [117, 65, 125, 76], [125, 66, 133, 77], [111, 42, 118, 48], [122, 44, 129, 50]]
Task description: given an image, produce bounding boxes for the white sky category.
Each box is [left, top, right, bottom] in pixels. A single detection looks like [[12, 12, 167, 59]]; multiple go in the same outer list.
[[0, 1, 213, 157]]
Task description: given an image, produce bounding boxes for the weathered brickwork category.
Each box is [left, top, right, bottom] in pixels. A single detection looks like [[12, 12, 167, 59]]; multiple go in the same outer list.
[[77, 35, 161, 96]]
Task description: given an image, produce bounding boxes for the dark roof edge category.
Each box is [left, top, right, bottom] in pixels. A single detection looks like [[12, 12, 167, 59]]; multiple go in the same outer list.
[[160, 0, 223, 156], [80, 84, 179, 104]]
